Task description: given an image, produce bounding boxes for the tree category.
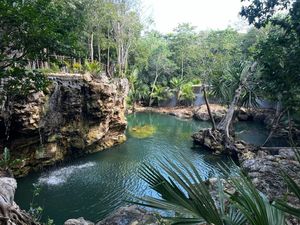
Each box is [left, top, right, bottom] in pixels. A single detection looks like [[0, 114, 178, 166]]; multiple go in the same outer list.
[[112, 0, 143, 77], [241, 0, 300, 130], [179, 82, 195, 105], [217, 62, 258, 139], [168, 23, 198, 79], [138, 32, 175, 106], [150, 85, 172, 106], [0, 0, 85, 70], [170, 77, 184, 105], [240, 0, 293, 28]]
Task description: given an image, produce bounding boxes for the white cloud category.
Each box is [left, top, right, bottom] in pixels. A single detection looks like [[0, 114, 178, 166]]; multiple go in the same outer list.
[[141, 0, 249, 33]]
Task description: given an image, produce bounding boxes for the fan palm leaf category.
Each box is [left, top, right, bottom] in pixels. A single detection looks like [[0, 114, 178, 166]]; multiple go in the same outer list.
[[226, 170, 286, 225], [134, 156, 246, 225], [274, 148, 300, 218]]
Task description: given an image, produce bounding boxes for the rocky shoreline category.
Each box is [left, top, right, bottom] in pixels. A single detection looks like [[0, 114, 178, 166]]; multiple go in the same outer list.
[[132, 104, 276, 125], [133, 105, 300, 224]]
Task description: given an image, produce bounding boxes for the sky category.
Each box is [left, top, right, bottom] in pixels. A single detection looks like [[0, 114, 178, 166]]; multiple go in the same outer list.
[[141, 0, 249, 33]]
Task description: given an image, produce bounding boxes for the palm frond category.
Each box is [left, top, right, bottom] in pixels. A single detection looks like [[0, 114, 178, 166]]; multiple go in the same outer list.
[[274, 170, 300, 218], [134, 156, 247, 225], [227, 171, 285, 225]]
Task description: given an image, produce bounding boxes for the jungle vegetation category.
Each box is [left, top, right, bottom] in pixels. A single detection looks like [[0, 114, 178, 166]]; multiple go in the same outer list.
[[1, 0, 299, 115]]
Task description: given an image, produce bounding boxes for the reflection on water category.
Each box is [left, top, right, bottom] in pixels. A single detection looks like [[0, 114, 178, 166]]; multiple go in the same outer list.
[[15, 112, 279, 224]]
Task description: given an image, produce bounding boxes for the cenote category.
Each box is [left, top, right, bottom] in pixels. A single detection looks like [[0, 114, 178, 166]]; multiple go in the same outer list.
[[15, 112, 285, 224]]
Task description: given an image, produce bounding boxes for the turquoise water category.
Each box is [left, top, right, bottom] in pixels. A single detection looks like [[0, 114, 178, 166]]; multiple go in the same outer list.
[[15, 112, 283, 224]]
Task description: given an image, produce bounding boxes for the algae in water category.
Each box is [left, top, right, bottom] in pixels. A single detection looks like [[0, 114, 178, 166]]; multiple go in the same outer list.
[[129, 124, 156, 139]]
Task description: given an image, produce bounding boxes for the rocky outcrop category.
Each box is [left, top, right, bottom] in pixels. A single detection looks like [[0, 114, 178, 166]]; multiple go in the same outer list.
[[64, 206, 162, 225], [0, 177, 38, 224], [241, 148, 300, 201], [0, 74, 128, 177], [193, 105, 227, 122]]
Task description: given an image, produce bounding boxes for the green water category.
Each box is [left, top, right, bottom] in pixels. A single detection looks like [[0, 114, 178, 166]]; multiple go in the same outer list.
[[15, 112, 284, 224]]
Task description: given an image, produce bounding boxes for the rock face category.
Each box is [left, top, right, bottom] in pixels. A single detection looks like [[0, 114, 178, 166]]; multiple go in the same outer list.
[[241, 148, 300, 202], [0, 177, 38, 224], [0, 74, 128, 177]]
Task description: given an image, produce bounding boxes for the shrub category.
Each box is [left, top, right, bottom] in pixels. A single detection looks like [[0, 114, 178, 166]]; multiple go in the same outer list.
[[84, 61, 102, 76]]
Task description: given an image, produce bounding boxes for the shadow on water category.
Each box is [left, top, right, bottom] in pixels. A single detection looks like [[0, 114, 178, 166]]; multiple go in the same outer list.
[[15, 112, 277, 224]]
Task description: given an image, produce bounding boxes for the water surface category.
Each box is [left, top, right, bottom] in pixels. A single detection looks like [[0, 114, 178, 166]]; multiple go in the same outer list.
[[15, 112, 283, 224]]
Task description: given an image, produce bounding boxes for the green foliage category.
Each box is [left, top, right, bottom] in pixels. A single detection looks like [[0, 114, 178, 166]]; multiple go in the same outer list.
[[241, 0, 300, 112], [127, 68, 150, 107], [72, 62, 84, 73], [170, 77, 184, 91], [274, 148, 300, 218], [0, 0, 85, 68], [0, 147, 23, 171], [151, 85, 172, 103], [49, 63, 60, 73], [253, 24, 300, 111], [209, 62, 261, 108], [167, 23, 199, 78], [179, 82, 195, 103], [84, 61, 102, 76], [240, 0, 293, 28], [135, 156, 290, 225], [0, 147, 10, 170], [4, 68, 50, 97], [228, 171, 285, 225], [135, 157, 246, 225], [29, 184, 55, 224], [191, 78, 201, 85]]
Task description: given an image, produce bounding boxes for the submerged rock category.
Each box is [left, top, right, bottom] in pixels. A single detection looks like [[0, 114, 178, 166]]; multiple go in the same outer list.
[[64, 217, 94, 225], [96, 206, 161, 225], [64, 206, 162, 225], [0, 74, 129, 177]]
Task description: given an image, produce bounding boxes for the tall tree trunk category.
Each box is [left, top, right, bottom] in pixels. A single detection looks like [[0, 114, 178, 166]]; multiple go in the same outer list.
[[262, 109, 287, 147], [181, 54, 184, 79], [106, 28, 111, 76], [149, 63, 159, 107], [90, 32, 94, 62], [203, 86, 216, 130], [98, 43, 101, 63], [217, 62, 257, 139]]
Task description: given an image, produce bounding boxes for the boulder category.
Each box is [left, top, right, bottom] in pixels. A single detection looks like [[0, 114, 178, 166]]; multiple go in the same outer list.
[[96, 206, 161, 225], [64, 217, 94, 225]]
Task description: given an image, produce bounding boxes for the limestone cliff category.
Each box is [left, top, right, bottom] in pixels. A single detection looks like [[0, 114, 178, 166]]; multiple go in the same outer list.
[[0, 74, 129, 177]]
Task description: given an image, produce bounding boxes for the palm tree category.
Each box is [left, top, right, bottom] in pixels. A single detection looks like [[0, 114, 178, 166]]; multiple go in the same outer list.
[[179, 82, 195, 105], [170, 77, 184, 105], [150, 85, 172, 106], [134, 156, 286, 225]]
